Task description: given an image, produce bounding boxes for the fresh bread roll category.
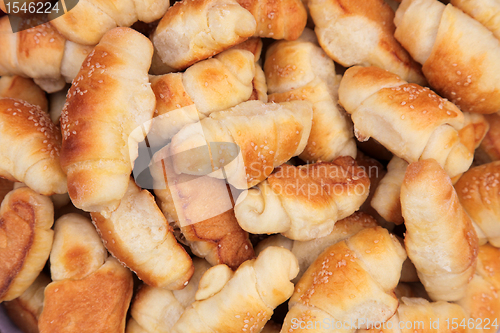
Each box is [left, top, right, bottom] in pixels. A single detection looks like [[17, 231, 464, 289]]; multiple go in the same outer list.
[[255, 212, 379, 282], [339, 66, 474, 180], [0, 16, 93, 93], [401, 159, 479, 301], [235, 157, 370, 241], [169, 100, 313, 189], [395, 0, 500, 114], [451, 0, 500, 40], [0, 98, 67, 195], [91, 179, 193, 289], [476, 244, 500, 291], [148, 48, 255, 146], [265, 29, 357, 162], [455, 162, 500, 247], [3, 273, 50, 333], [171, 246, 299, 333], [152, 0, 256, 71], [38, 213, 133, 333], [0, 187, 54, 302], [236, 0, 307, 40], [307, 0, 425, 85], [126, 258, 211, 333], [0, 76, 47, 112], [60, 27, 156, 212], [49, 0, 170, 45], [476, 112, 500, 164], [150, 150, 254, 270], [371, 156, 408, 226], [0, 178, 13, 204], [282, 227, 406, 332]]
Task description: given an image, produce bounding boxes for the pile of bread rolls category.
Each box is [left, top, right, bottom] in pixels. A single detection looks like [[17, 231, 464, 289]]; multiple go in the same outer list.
[[1, 0, 500, 332]]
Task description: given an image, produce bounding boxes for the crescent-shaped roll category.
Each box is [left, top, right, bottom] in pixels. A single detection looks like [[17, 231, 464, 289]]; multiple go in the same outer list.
[[0, 187, 53, 302], [150, 149, 254, 270], [171, 246, 299, 333], [339, 66, 473, 179], [236, 0, 307, 40], [234, 157, 370, 241], [307, 0, 425, 84], [90, 178, 194, 290], [477, 112, 500, 163], [169, 100, 313, 189], [148, 48, 255, 146], [282, 226, 406, 333], [265, 29, 357, 162], [455, 162, 500, 247], [60, 27, 156, 213], [38, 213, 133, 333], [0, 76, 48, 112], [255, 212, 379, 282], [126, 258, 211, 333], [401, 159, 479, 301], [49, 0, 170, 45], [394, 0, 500, 114], [0, 98, 66, 195], [151, 0, 256, 71], [0, 16, 93, 93], [371, 156, 408, 226], [3, 272, 50, 333], [450, 0, 500, 40]]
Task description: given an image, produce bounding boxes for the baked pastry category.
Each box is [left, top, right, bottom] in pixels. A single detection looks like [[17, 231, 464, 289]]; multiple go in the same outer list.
[[236, 0, 307, 40], [451, 0, 500, 39], [126, 258, 211, 333], [234, 157, 370, 240], [91, 178, 194, 290], [3, 272, 50, 333], [171, 246, 299, 333], [455, 161, 500, 247], [265, 29, 357, 162], [0, 76, 48, 112], [339, 66, 474, 180], [38, 213, 133, 333], [150, 149, 255, 270], [255, 211, 379, 282], [60, 27, 156, 212], [476, 112, 500, 163], [0, 186, 54, 302], [394, 0, 500, 114], [282, 226, 406, 332], [0, 97, 67, 195], [401, 159, 479, 301], [169, 100, 313, 189], [307, 0, 425, 84], [148, 48, 255, 146], [0, 16, 93, 93], [49, 0, 170, 45], [151, 0, 257, 71]]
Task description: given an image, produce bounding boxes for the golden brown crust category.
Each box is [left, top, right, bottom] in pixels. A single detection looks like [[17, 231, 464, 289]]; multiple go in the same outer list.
[[151, 73, 194, 117], [478, 113, 500, 163], [476, 243, 500, 291], [38, 258, 133, 333], [0, 187, 54, 302], [0, 76, 48, 112]]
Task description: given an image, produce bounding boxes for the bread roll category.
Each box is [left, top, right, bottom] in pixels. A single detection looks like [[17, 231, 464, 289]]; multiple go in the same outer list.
[[395, 0, 500, 114], [38, 213, 133, 333], [0, 16, 93, 93], [476, 112, 500, 164], [450, 0, 500, 40], [60, 27, 156, 212], [150, 149, 254, 270], [339, 66, 473, 180], [152, 0, 256, 70], [235, 157, 370, 240], [0, 187, 53, 302], [237, 0, 307, 40], [169, 100, 313, 189], [0, 76, 47, 112], [265, 29, 357, 162], [401, 159, 479, 301], [171, 246, 299, 333], [49, 0, 170, 45], [282, 227, 406, 332], [308, 0, 425, 84]]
